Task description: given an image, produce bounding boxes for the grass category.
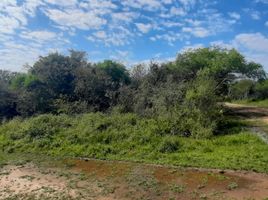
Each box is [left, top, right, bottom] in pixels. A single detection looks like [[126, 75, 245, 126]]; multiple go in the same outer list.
[[0, 112, 268, 173], [232, 99, 268, 108]]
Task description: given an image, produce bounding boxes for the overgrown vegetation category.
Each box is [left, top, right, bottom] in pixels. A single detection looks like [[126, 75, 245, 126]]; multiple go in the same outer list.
[[0, 47, 268, 172], [1, 47, 266, 138], [0, 113, 267, 172]]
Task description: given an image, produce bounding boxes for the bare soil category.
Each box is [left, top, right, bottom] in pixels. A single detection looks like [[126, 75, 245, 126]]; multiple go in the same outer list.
[[1, 159, 268, 200]]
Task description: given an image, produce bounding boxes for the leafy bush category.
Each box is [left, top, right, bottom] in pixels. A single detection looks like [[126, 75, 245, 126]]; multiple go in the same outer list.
[[229, 80, 255, 100], [158, 137, 180, 153], [157, 71, 223, 139], [20, 114, 71, 139], [255, 80, 268, 99], [0, 114, 268, 172]]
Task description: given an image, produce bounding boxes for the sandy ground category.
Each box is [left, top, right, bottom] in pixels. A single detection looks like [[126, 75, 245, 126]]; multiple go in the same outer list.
[[225, 103, 268, 121], [0, 159, 268, 200]]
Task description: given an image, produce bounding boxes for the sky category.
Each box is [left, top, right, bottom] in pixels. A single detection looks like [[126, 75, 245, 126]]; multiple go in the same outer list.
[[0, 0, 268, 72]]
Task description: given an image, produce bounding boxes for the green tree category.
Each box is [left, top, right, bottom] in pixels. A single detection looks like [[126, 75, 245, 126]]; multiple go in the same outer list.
[[229, 79, 255, 100], [30, 51, 87, 99], [0, 70, 18, 120], [170, 47, 265, 95], [11, 73, 52, 116], [74, 65, 111, 111], [255, 80, 268, 99]]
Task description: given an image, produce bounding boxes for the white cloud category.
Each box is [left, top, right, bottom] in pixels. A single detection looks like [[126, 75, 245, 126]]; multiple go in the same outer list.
[[208, 33, 268, 70], [87, 26, 134, 46], [180, 43, 204, 52], [170, 6, 186, 16], [210, 40, 233, 49], [182, 27, 210, 38], [0, 15, 20, 34], [122, 0, 163, 11], [150, 31, 182, 46], [93, 31, 107, 39], [79, 0, 117, 10], [234, 33, 268, 52], [44, 8, 107, 30], [161, 21, 183, 28], [20, 30, 58, 42], [255, 0, 268, 3], [265, 21, 268, 27], [42, 0, 120, 32], [179, 10, 235, 39], [43, 0, 77, 7], [135, 23, 153, 33], [0, 0, 265, 71], [228, 12, 240, 20], [0, 0, 41, 35], [178, 0, 197, 9], [112, 12, 138, 23], [185, 19, 202, 26], [251, 12, 261, 20], [116, 50, 129, 58], [0, 41, 67, 71], [232, 33, 268, 70], [243, 8, 261, 20]]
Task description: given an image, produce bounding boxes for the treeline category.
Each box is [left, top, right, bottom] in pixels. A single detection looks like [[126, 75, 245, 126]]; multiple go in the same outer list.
[[0, 47, 266, 138], [229, 78, 268, 100]]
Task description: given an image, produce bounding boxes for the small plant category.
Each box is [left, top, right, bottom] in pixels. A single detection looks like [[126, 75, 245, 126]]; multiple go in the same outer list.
[[170, 184, 185, 193], [19, 175, 35, 181], [227, 182, 238, 190], [198, 176, 208, 189]]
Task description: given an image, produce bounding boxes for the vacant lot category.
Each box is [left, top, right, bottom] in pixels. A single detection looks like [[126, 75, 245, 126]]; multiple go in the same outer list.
[[0, 104, 268, 199], [1, 158, 268, 200]]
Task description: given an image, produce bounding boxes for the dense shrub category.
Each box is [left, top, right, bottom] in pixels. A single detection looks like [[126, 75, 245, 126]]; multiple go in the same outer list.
[[1, 113, 268, 173], [158, 137, 180, 153], [228, 80, 255, 100], [255, 80, 268, 99], [0, 48, 266, 139]]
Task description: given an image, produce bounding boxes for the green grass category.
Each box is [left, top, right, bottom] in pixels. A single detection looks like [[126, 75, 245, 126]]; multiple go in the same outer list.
[[0, 113, 268, 173], [232, 99, 268, 108]]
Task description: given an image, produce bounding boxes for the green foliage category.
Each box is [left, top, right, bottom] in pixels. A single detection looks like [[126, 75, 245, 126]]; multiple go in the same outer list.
[[11, 74, 38, 89], [0, 48, 267, 139], [232, 99, 268, 108], [0, 113, 267, 172], [159, 71, 222, 138], [227, 182, 238, 190], [229, 79, 255, 100], [158, 137, 180, 153], [31, 52, 76, 97], [255, 80, 268, 99], [0, 71, 18, 121], [22, 114, 71, 139], [54, 99, 90, 114], [96, 60, 130, 88], [171, 47, 265, 96], [0, 87, 17, 121]]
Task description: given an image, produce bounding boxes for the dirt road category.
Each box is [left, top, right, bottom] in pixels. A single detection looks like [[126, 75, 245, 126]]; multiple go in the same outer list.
[[225, 102, 268, 144]]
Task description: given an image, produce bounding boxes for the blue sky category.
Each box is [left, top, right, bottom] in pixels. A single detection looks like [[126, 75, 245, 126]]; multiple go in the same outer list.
[[1, 0, 268, 71]]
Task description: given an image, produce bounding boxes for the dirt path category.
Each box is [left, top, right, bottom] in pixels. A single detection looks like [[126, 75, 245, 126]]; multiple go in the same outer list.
[[1, 159, 268, 200], [225, 102, 268, 144], [225, 103, 268, 120]]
